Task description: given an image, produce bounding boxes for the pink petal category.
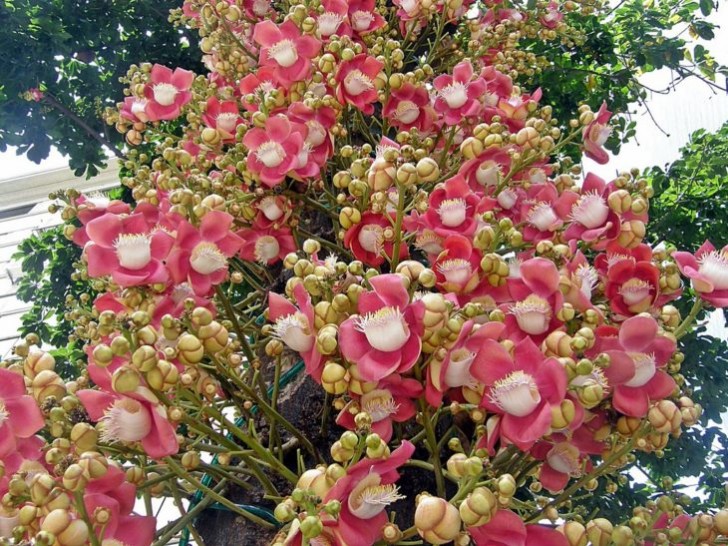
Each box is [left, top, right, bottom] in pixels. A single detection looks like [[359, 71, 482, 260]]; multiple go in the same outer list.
[[501, 403, 552, 450], [253, 20, 282, 47], [268, 292, 297, 321], [470, 510, 526, 546], [357, 350, 402, 382], [200, 210, 234, 242], [171, 68, 195, 90], [150, 64, 173, 84], [367, 274, 409, 308], [613, 386, 649, 417], [86, 244, 118, 277], [539, 464, 569, 493], [453, 61, 474, 83], [0, 368, 25, 399], [112, 515, 157, 546], [525, 525, 570, 546], [141, 405, 179, 459], [77, 390, 119, 421], [619, 315, 657, 352], [266, 115, 292, 142], [520, 257, 559, 297], [86, 213, 123, 248], [6, 396, 45, 437]]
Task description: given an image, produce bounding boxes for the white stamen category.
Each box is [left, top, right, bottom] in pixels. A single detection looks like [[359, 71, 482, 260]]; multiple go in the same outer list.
[[528, 202, 558, 231], [444, 347, 477, 388], [589, 124, 611, 147], [570, 192, 609, 229], [625, 353, 656, 388], [215, 112, 239, 133], [438, 82, 468, 109], [268, 39, 299, 68], [415, 231, 443, 254], [361, 389, 399, 422], [393, 100, 420, 124], [348, 474, 406, 519], [259, 196, 284, 221], [546, 443, 581, 475], [575, 265, 598, 301], [490, 370, 541, 417], [476, 160, 500, 187], [190, 242, 227, 275], [437, 198, 468, 227], [698, 250, 728, 290], [318, 12, 345, 36], [437, 259, 472, 286], [306, 120, 327, 148], [100, 398, 152, 444], [351, 10, 375, 31], [354, 307, 410, 352], [274, 313, 314, 352], [511, 294, 551, 335], [344, 70, 375, 96], [152, 83, 178, 106], [256, 141, 287, 168], [254, 235, 280, 264], [114, 234, 152, 270], [497, 188, 517, 209], [618, 278, 652, 307], [358, 225, 384, 254]]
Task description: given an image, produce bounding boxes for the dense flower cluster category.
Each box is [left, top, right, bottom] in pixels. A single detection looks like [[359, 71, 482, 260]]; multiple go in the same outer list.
[[1, 0, 726, 545]]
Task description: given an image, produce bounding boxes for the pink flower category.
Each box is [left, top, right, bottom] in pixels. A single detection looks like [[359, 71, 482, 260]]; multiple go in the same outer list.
[[470, 509, 569, 546], [166, 211, 243, 296], [77, 388, 178, 459], [238, 67, 281, 112], [143, 64, 195, 121], [287, 101, 336, 165], [458, 148, 512, 195], [520, 182, 578, 243], [83, 210, 173, 287], [674, 240, 728, 307], [120, 96, 150, 123], [423, 174, 483, 238], [202, 97, 243, 141], [344, 212, 408, 267], [563, 173, 621, 248], [339, 274, 423, 382], [597, 314, 677, 417], [324, 441, 414, 546], [347, 0, 386, 35], [540, 1, 564, 28], [382, 82, 436, 134], [27, 87, 44, 102], [243, 114, 304, 187], [237, 225, 297, 265], [472, 337, 567, 450], [433, 61, 486, 125], [71, 194, 131, 246], [604, 248, 661, 317], [316, 0, 352, 40], [84, 466, 156, 546], [0, 369, 45, 459], [582, 101, 612, 164], [534, 440, 588, 493], [335, 54, 384, 115], [269, 283, 324, 381], [337, 375, 422, 441], [253, 20, 321, 85], [426, 321, 506, 407], [433, 235, 482, 296]]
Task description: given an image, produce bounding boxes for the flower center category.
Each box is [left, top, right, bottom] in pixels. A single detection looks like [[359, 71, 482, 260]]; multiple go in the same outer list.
[[306, 120, 327, 147], [351, 10, 375, 31], [437, 198, 468, 227], [259, 197, 284, 221], [252, 0, 269, 16], [497, 188, 517, 209], [190, 242, 227, 275], [546, 443, 581, 475], [490, 370, 541, 417], [589, 123, 611, 147], [268, 39, 299, 68], [114, 234, 152, 270], [131, 98, 148, 118], [394, 100, 420, 124], [444, 347, 476, 388], [354, 306, 410, 352], [256, 81, 277, 96], [348, 474, 406, 519], [439, 82, 468, 109], [618, 277, 652, 308], [361, 389, 399, 422], [100, 398, 152, 444], [216, 112, 238, 133], [698, 250, 728, 290], [358, 225, 384, 254], [256, 141, 287, 168], [296, 142, 313, 168], [254, 235, 280, 264], [415, 230, 443, 254], [152, 83, 178, 106], [437, 258, 472, 286], [476, 160, 500, 187], [575, 265, 599, 301], [511, 294, 552, 335], [274, 312, 314, 353], [344, 69, 375, 96], [571, 192, 609, 229], [528, 202, 559, 231], [625, 352, 656, 388], [318, 12, 345, 36]]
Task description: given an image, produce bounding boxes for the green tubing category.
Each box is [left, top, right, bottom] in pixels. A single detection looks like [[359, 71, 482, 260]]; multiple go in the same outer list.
[[178, 359, 305, 546]]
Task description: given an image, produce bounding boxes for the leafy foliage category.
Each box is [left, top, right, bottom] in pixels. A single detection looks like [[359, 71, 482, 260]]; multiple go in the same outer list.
[[0, 0, 200, 177]]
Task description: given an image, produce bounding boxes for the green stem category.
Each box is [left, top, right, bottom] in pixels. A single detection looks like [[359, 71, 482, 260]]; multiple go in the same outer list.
[[74, 491, 102, 546], [390, 183, 407, 270], [674, 298, 703, 339]]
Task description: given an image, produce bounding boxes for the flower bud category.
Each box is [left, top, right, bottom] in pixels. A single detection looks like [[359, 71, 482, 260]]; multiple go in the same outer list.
[[23, 348, 56, 379], [321, 362, 348, 394], [415, 495, 461, 544], [32, 370, 66, 402], [274, 501, 295, 522], [648, 400, 681, 433], [132, 345, 158, 373], [496, 474, 516, 497], [617, 220, 645, 248], [199, 321, 229, 353], [610, 525, 633, 546], [297, 468, 334, 498], [459, 487, 497, 527], [561, 521, 587, 546], [416, 157, 439, 183], [177, 334, 204, 365], [62, 464, 87, 492], [300, 515, 323, 538], [339, 207, 361, 229], [70, 423, 98, 453], [111, 366, 141, 393], [330, 441, 355, 463], [77, 452, 109, 480]]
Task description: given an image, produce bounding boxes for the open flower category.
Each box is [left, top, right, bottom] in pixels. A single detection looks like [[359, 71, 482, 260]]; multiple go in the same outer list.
[[347, 0, 386, 35], [269, 283, 324, 380], [143, 64, 195, 121], [339, 274, 423, 382], [253, 20, 321, 85], [433, 61, 486, 125], [335, 54, 384, 115], [472, 337, 567, 450], [423, 174, 483, 238], [604, 248, 661, 317], [674, 240, 728, 307], [582, 101, 612, 164], [243, 114, 304, 187], [166, 211, 243, 296], [83, 210, 173, 287], [201, 97, 243, 141], [433, 235, 482, 297], [77, 388, 178, 460], [238, 225, 296, 265], [563, 173, 621, 248], [0, 369, 45, 459], [382, 82, 436, 133], [324, 441, 414, 546], [344, 212, 408, 267]]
